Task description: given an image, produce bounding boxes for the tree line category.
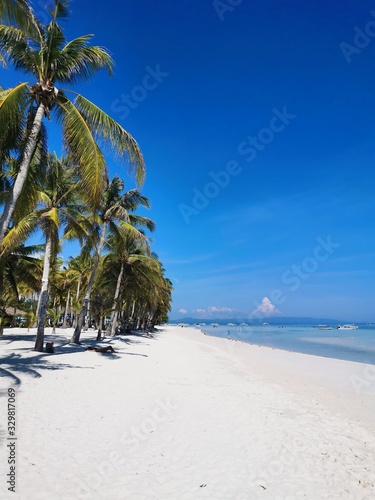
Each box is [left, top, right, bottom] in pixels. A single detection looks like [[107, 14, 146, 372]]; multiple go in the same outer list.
[[0, 0, 173, 350]]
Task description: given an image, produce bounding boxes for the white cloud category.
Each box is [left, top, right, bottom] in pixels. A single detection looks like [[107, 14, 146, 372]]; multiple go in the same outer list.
[[178, 308, 188, 315], [252, 297, 281, 317], [191, 306, 238, 318], [208, 306, 236, 313]]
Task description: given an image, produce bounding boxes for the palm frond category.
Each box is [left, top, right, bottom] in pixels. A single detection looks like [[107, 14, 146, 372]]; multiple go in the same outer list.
[[116, 220, 150, 252], [122, 188, 151, 210], [62, 210, 94, 245], [128, 213, 156, 232], [0, 82, 30, 144], [69, 93, 145, 186], [0, 0, 40, 37], [10, 243, 44, 257], [44, 207, 60, 227], [41, 20, 66, 79], [0, 25, 37, 74], [1, 210, 40, 255], [55, 91, 107, 205], [47, 0, 71, 20], [58, 35, 113, 83]]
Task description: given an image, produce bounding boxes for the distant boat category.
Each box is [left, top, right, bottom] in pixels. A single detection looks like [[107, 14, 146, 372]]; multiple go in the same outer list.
[[240, 323, 248, 327], [227, 323, 236, 326], [337, 324, 358, 330], [318, 325, 332, 330]]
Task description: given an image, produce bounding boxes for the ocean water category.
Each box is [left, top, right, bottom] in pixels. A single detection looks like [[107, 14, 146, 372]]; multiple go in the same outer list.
[[197, 324, 375, 365]]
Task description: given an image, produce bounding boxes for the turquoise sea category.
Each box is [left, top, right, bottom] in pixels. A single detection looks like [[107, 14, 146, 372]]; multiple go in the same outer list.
[[196, 324, 375, 365]]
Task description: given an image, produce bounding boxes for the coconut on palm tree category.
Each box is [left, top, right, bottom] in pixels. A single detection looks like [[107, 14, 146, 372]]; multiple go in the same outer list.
[[0, 0, 145, 245]]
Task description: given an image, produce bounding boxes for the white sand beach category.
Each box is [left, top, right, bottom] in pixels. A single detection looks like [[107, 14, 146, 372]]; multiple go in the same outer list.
[[1, 325, 375, 499]]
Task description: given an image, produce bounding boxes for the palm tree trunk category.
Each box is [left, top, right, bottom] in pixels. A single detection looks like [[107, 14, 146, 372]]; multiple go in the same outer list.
[[96, 313, 104, 341], [71, 277, 81, 328], [70, 221, 107, 344], [109, 261, 125, 337], [75, 276, 81, 302], [0, 103, 46, 246], [62, 289, 71, 328], [34, 229, 52, 352]]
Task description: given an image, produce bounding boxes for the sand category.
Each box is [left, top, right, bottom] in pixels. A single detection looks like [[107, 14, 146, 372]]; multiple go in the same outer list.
[[0, 325, 374, 499]]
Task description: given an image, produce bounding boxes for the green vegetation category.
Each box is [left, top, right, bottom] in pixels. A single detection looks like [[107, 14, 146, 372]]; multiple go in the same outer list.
[[0, 1, 172, 348]]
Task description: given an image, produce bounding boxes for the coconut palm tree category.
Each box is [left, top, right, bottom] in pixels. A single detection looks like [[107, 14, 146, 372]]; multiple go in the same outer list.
[[65, 252, 92, 328], [101, 224, 158, 336], [89, 275, 114, 341], [2, 153, 91, 351], [0, 241, 42, 334], [70, 176, 155, 344], [0, 0, 145, 245], [102, 242, 172, 333]]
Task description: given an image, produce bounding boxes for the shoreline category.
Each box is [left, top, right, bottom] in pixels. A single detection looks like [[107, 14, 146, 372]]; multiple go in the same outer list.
[[198, 324, 375, 367], [1, 325, 375, 498], [195, 326, 375, 430]]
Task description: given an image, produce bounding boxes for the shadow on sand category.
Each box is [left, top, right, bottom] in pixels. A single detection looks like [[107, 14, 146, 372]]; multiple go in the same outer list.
[[0, 351, 91, 387], [0, 329, 164, 387]]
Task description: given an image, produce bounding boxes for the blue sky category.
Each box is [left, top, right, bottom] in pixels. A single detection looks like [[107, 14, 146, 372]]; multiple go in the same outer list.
[[2, 0, 375, 321]]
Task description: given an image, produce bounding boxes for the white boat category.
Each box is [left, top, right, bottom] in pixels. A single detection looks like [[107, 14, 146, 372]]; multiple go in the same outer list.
[[227, 323, 236, 326], [318, 325, 332, 330], [337, 324, 358, 330]]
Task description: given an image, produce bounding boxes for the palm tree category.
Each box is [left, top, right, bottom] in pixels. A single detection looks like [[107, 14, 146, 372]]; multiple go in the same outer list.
[[65, 252, 92, 328], [0, 241, 42, 334], [89, 275, 114, 341], [70, 176, 155, 344], [0, 0, 145, 245], [2, 153, 91, 351], [101, 240, 172, 334], [102, 225, 156, 336]]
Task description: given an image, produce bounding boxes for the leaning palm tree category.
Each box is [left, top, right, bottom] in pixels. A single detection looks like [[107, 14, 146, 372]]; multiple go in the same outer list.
[[2, 153, 91, 351], [70, 176, 155, 344], [0, 0, 145, 245]]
